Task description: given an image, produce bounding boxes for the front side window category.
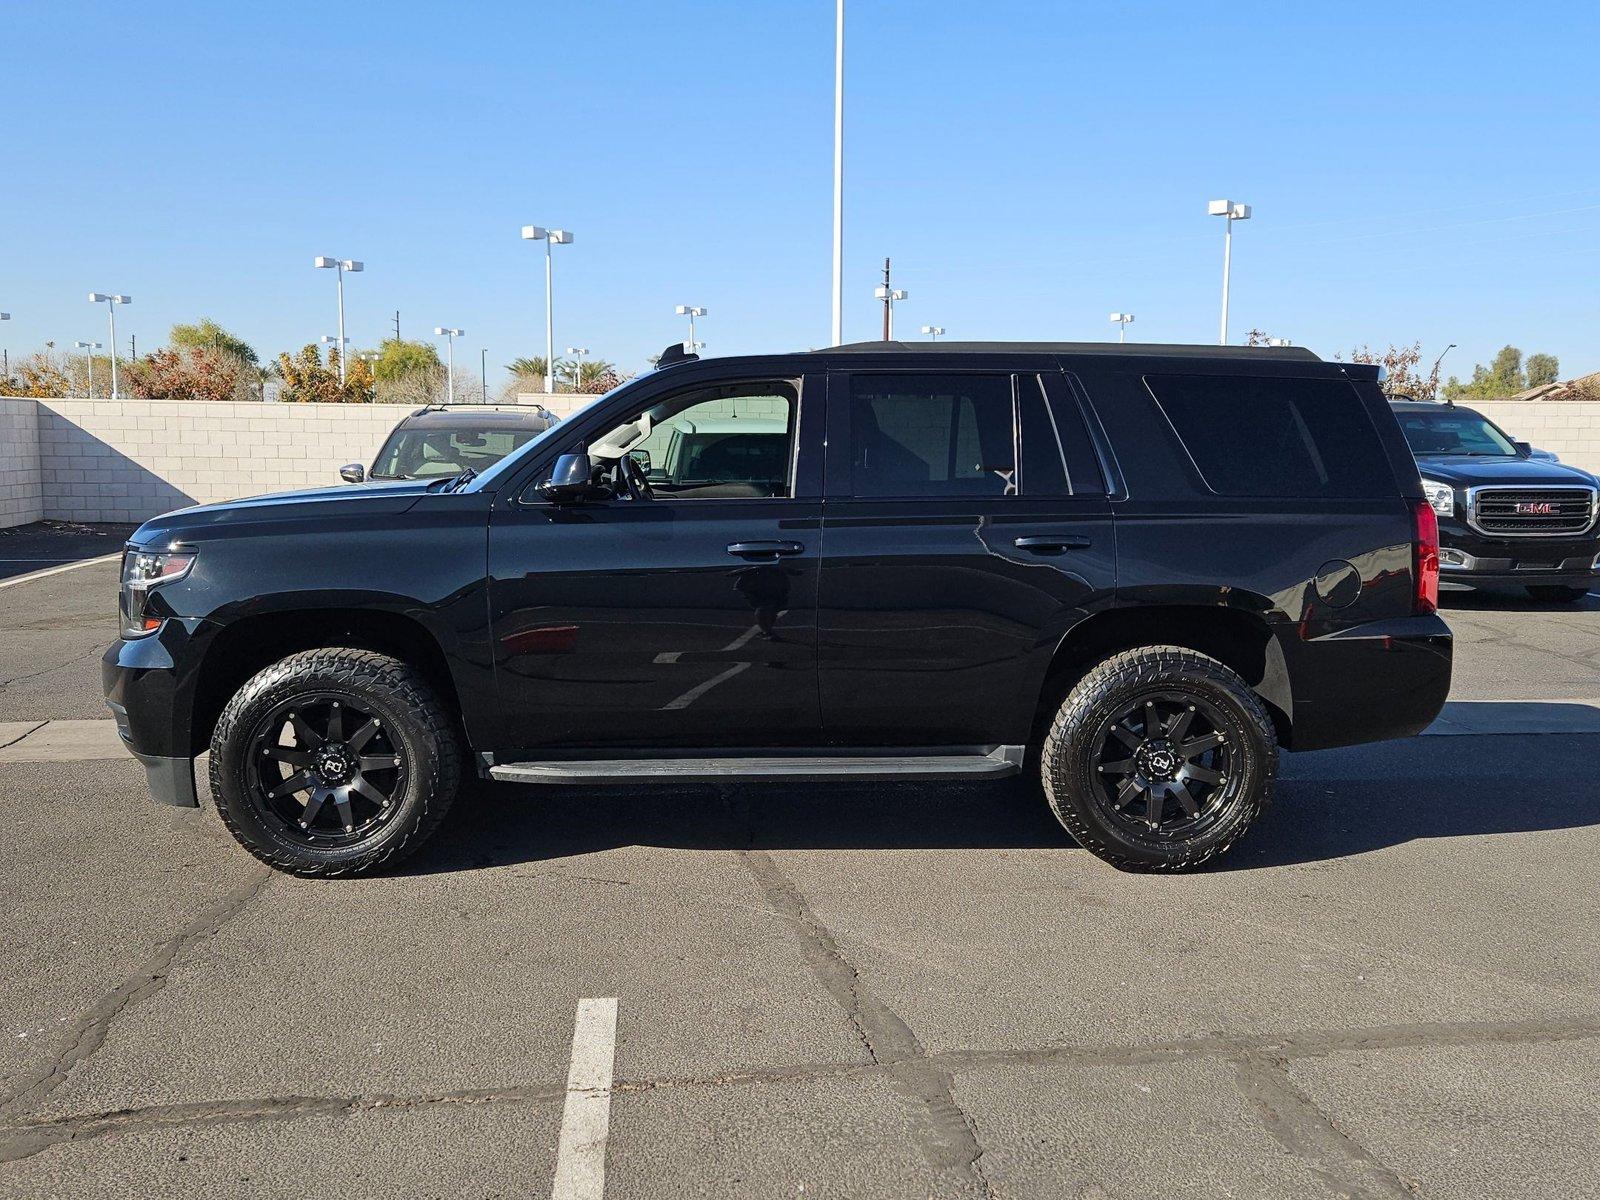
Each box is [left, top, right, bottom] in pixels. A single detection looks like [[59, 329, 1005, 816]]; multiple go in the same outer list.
[[848, 373, 1015, 498], [589, 381, 797, 499]]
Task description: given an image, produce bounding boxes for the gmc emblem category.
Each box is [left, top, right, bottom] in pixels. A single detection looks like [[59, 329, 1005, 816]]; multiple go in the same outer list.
[[1515, 502, 1557, 514]]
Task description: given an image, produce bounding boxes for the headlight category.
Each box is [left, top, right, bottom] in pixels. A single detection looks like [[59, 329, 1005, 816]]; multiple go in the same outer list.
[[1421, 479, 1454, 517], [120, 548, 195, 638]]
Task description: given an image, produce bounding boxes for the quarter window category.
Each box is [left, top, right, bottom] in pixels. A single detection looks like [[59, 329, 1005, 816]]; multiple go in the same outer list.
[[848, 373, 1015, 498], [1145, 374, 1392, 498]]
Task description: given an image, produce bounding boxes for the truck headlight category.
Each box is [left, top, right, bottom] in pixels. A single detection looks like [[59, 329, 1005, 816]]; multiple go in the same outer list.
[[120, 548, 196, 637], [1421, 479, 1454, 517]]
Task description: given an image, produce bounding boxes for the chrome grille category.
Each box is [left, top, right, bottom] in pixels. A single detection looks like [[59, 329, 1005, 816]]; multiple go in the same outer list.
[[1467, 486, 1597, 537]]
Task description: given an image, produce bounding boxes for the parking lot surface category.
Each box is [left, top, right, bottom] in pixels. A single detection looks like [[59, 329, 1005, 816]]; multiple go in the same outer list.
[[1, 554, 1597, 1197]]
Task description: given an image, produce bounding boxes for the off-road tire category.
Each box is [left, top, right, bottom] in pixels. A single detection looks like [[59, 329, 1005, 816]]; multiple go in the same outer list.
[[1525, 585, 1590, 604], [1041, 645, 1277, 873], [210, 648, 461, 877]]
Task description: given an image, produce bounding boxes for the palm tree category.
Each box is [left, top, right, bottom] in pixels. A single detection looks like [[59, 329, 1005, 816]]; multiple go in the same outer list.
[[559, 358, 617, 393], [506, 356, 558, 385]]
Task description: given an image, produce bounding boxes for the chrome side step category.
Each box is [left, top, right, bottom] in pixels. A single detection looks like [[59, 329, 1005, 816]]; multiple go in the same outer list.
[[487, 745, 1024, 785]]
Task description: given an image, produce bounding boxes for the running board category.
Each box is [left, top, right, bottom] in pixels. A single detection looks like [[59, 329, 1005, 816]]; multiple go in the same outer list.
[[487, 745, 1025, 785]]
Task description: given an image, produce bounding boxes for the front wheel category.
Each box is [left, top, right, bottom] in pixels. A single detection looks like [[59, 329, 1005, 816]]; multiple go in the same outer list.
[[209, 648, 461, 877], [1041, 646, 1277, 872], [1525, 585, 1590, 603]]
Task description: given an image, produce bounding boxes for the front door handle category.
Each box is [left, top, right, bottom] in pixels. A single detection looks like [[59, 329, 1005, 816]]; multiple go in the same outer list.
[[727, 540, 805, 560], [1013, 535, 1091, 554]]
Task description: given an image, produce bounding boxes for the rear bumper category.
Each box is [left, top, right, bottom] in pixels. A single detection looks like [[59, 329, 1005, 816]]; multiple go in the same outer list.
[[1278, 614, 1453, 751]]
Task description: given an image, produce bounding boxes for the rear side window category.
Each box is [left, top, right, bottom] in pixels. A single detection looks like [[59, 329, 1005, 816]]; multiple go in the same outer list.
[[1145, 375, 1393, 498], [848, 373, 1015, 498]]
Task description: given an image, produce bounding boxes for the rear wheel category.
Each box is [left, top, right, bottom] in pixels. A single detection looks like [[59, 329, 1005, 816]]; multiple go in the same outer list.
[[1041, 646, 1277, 872], [209, 648, 460, 877], [1525, 585, 1590, 603]]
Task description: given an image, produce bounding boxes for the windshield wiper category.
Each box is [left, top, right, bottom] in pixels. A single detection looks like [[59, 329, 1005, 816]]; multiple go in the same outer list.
[[431, 468, 478, 493]]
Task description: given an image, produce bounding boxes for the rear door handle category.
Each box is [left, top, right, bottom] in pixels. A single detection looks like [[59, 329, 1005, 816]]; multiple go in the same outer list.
[[1013, 535, 1091, 554], [727, 540, 805, 559]]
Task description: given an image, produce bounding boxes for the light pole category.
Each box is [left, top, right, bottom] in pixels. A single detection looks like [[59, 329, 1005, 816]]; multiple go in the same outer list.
[[920, 325, 944, 341], [1431, 343, 1456, 379], [87, 293, 130, 398], [434, 327, 464, 403], [1, 313, 9, 380], [831, 0, 845, 345], [313, 257, 363, 384], [520, 225, 574, 393], [1109, 312, 1135, 343], [318, 334, 349, 373], [1207, 200, 1250, 345], [873, 284, 907, 339], [674, 305, 707, 353], [74, 340, 103, 397], [566, 346, 589, 393], [1265, 337, 1291, 347], [480, 347, 489, 403]]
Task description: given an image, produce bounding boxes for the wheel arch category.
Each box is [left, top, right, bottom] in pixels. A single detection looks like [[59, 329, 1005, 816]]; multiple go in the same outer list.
[[1031, 605, 1292, 751], [188, 608, 465, 757]]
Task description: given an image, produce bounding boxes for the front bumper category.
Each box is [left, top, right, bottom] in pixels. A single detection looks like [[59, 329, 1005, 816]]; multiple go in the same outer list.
[[102, 618, 215, 808], [1436, 522, 1600, 588]]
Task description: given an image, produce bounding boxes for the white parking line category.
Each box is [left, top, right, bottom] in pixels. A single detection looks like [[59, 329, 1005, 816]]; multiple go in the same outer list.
[[551, 997, 619, 1200], [0, 552, 121, 591]]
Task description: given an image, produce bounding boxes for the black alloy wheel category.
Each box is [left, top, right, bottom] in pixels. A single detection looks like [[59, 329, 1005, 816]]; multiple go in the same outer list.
[[1087, 691, 1239, 840], [247, 695, 407, 844]]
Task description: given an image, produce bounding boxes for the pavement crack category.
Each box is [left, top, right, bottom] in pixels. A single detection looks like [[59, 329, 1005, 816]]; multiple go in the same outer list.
[[1233, 1053, 1416, 1199], [740, 847, 994, 1195], [0, 866, 274, 1125], [0, 642, 110, 695], [0, 720, 47, 750]]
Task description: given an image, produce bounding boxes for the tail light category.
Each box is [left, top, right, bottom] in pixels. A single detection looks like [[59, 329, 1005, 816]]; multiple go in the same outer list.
[[1412, 499, 1439, 614]]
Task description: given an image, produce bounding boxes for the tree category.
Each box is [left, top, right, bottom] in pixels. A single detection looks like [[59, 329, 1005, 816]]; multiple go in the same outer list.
[[169, 318, 257, 365], [1443, 344, 1545, 401], [1338, 341, 1442, 400], [506, 356, 561, 387], [560, 357, 617, 393], [1526, 353, 1560, 388], [128, 346, 247, 402], [276, 345, 376, 403], [372, 338, 441, 383], [0, 353, 71, 398]]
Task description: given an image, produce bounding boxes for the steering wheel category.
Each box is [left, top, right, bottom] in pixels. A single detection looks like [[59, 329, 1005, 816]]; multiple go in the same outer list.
[[619, 454, 654, 501]]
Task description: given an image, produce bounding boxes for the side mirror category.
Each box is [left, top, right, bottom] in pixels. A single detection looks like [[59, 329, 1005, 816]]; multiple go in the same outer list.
[[538, 451, 603, 503], [1513, 441, 1533, 457], [339, 463, 366, 483], [628, 448, 652, 470]]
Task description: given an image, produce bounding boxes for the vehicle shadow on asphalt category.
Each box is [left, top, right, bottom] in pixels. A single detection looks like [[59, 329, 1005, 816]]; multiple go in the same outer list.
[[399, 732, 1600, 875], [1441, 587, 1600, 612]]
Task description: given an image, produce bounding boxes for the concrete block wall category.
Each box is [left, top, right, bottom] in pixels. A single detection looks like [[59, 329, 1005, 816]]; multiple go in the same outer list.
[[0, 399, 44, 528], [1475, 402, 1600, 476], [35, 399, 420, 523]]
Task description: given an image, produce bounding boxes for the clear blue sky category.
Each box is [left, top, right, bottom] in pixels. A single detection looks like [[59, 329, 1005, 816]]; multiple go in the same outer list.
[[4, 0, 1597, 389]]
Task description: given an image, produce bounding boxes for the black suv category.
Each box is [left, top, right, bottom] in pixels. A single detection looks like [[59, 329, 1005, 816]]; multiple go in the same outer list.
[[1390, 398, 1599, 602], [105, 342, 1451, 876]]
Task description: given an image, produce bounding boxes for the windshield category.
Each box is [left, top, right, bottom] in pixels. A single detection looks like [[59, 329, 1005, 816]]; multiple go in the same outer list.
[[370, 425, 542, 480], [464, 383, 632, 492], [1393, 408, 1519, 457]]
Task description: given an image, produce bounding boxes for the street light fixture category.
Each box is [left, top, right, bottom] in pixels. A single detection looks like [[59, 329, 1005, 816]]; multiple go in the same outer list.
[[318, 334, 349, 367], [74, 340, 103, 397], [480, 347, 489, 403], [566, 346, 589, 393], [1207, 200, 1250, 345], [920, 325, 944, 341], [674, 305, 707, 354], [1109, 312, 1135, 343], [520, 225, 574, 393], [87, 293, 130, 398], [1265, 337, 1291, 347], [873, 284, 908, 339], [313, 256, 363, 384], [434, 327, 464, 403]]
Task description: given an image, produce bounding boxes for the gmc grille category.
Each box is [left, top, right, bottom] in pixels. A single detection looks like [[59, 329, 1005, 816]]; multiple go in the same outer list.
[[1468, 487, 1597, 537]]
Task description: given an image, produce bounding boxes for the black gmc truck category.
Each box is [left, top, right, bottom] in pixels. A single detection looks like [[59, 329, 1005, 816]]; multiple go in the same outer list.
[[105, 342, 1452, 877], [1390, 398, 1600, 602]]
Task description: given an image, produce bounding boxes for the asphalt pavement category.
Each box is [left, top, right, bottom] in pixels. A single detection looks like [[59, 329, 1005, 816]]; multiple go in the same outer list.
[[0, 548, 1596, 1198]]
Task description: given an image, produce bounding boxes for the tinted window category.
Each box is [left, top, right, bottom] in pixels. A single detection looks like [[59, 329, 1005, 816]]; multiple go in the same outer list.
[[597, 383, 796, 499], [849, 373, 1014, 498], [1145, 375, 1392, 498]]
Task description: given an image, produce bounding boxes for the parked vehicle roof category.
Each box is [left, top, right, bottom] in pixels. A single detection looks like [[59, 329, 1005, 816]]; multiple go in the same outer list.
[[821, 340, 1323, 361], [400, 404, 553, 428]]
